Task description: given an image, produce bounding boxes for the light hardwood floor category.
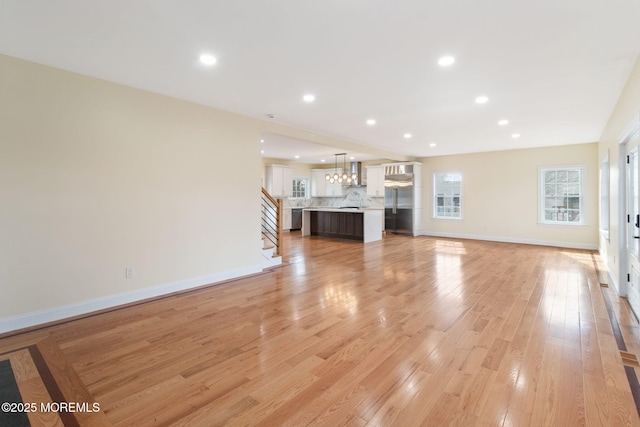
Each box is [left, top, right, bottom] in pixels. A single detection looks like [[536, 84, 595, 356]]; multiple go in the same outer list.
[[2, 233, 640, 426]]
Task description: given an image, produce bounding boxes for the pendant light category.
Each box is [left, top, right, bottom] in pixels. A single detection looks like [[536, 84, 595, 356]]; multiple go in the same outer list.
[[325, 153, 342, 183], [342, 155, 349, 182], [350, 159, 357, 182], [324, 153, 357, 185]]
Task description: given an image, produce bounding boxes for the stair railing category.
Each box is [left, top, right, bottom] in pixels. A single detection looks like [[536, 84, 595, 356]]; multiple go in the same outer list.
[[261, 187, 282, 256]]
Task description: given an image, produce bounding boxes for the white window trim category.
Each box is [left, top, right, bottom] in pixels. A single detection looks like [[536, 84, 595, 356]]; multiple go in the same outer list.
[[290, 177, 309, 199], [538, 165, 586, 226], [432, 171, 463, 220]]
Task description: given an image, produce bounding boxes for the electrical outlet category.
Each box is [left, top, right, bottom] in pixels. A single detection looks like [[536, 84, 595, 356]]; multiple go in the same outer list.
[[125, 266, 135, 278]]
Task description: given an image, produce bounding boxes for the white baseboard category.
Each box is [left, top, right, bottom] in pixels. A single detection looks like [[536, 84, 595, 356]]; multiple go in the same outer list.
[[0, 264, 263, 335], [417, 230, 598, 250]]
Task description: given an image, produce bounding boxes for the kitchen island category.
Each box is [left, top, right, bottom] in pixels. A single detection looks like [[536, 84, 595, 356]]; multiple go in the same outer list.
[[301, 208, 383, 243]]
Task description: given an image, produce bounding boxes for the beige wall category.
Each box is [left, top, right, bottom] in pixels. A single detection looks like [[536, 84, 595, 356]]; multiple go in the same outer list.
[[598, 56, 640, 291], [419, 143, 599, 249], [0, 55, 266, 330], [3, 51, 636, 332]]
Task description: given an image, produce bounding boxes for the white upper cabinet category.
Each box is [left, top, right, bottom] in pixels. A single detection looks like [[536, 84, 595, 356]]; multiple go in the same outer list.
[[366, 166, 385, 197], [310, 170, 326, 197], [265, 165, 293, 197], [311, 169, 344, 197]]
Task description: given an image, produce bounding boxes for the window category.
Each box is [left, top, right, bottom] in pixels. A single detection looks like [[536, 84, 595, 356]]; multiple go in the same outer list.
[[540, 166, 585, 225], [433, 172, 462, 219], [291, 177, 308, 199]]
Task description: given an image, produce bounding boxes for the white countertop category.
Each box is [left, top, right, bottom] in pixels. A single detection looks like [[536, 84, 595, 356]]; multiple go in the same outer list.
[[303, 207, 383, 213]]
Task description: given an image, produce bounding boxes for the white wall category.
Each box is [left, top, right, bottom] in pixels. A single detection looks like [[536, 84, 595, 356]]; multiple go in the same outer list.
[[419, 143, 599, 249], [0, 55, 265, 332], [598, 56, 640, 292]]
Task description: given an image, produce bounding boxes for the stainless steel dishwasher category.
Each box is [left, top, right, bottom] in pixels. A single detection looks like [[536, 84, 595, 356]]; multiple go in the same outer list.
[[291, 208, 302, 230]]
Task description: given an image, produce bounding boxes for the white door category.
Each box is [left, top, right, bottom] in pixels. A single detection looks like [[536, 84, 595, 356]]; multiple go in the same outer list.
[[626, 141, 640, 317]]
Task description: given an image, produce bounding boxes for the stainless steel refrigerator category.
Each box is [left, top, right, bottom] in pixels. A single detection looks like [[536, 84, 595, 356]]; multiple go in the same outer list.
[[384, 164, 416, 235]]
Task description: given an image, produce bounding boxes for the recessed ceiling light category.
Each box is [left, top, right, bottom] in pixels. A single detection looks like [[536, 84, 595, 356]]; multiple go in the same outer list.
[[261, 150, 264, 154], [438, 56, 455, 67], [321, 159, 326, 162], [404, 133, 412, 139], [475, 95, 489, 104], [366, 119, 376, 125], [199, 54, 217, 65], [294, 155, 300, 159], [260, 139, 264, 143], [512, 133, 521, 138], [303, 94, 315, 103], [350, 156, 355, 160], [429, 143, 437, 147], [498, 119, 509, 126]]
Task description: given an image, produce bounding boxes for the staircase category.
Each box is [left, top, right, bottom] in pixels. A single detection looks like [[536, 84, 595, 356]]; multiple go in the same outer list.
[[261, 188, 283, 268], [261, 237, 282, 267]]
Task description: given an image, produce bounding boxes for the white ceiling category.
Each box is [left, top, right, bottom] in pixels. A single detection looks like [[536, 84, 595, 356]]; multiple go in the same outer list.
[[1, 1, 639, 163], [260, 134, 381, 164]]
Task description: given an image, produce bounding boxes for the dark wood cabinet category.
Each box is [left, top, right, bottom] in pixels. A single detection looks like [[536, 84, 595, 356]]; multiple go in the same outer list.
[[309, 211, 364, 241]]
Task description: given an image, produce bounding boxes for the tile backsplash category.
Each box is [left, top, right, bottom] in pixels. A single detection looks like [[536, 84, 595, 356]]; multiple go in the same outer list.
[[283, 187, 384, 208]]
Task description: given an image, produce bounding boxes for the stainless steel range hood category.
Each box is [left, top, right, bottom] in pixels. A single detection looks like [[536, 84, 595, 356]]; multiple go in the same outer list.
[[342, 162, 364, 187]]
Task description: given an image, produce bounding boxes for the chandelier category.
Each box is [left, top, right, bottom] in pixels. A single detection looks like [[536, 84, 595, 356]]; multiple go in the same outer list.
[[325, 153, 357, 184]]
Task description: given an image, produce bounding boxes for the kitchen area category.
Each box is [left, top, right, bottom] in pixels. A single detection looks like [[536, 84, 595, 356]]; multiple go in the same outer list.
[[264, 158, 422, 243]]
